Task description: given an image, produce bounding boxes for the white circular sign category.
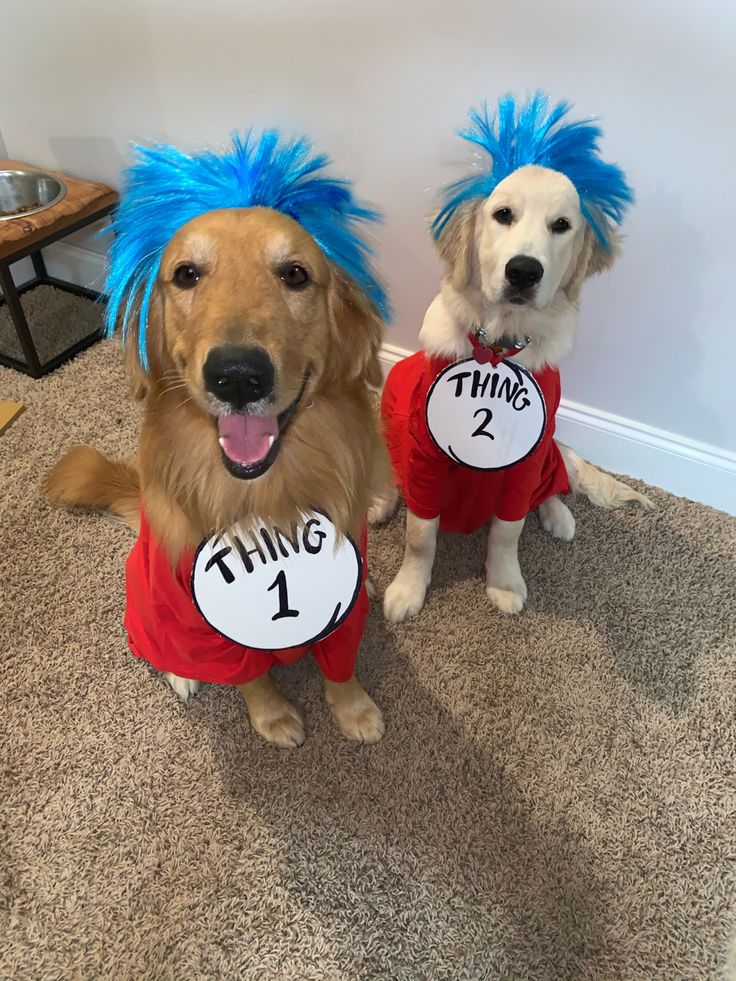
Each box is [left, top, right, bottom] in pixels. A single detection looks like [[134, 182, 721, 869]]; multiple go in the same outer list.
[[425, 356, 547, 471], [191, 513, 362, 650]]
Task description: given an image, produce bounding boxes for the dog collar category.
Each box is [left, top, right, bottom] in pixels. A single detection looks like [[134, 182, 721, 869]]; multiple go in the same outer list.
[[469, 329, 531, 367]]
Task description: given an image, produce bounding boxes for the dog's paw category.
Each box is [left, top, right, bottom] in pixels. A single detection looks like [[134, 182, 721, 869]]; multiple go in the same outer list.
[[326, 683, 385, 744], [368, 485, 400, 526], [485, 585, 526, 614], [485, 566, 527, 614], [383, 572, 427, 623], [336, 698, 385, 744], [538, 497, 576, 541], [163, 672, 201, 701], [250, 701, 305, 749]]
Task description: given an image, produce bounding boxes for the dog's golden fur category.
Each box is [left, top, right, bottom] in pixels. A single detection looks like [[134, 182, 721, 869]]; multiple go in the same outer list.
[[46, 207, 389, 746], [48, 446, 142, 533], [47, 208, 388, 560]]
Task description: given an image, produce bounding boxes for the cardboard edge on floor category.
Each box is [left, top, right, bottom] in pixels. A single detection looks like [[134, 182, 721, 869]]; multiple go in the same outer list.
[[0, 400, 25, 434]]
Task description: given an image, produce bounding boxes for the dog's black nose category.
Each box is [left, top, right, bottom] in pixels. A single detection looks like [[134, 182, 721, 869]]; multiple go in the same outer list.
[[203, 345, 275, 408], [505, 255, 544, 290]]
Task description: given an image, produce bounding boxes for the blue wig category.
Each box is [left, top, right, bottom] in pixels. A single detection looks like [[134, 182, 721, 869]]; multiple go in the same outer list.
[[105, 130, 389, 368], [433, 92, 633, 249]]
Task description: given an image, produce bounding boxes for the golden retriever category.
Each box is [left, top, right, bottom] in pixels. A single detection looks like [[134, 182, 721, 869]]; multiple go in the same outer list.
[[377, 161, 652, 623], [47, 205, 389, 747]]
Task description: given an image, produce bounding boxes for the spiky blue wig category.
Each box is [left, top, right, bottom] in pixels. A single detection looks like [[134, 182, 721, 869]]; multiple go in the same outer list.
[[432, 92, 633, 249], [105, 130, 389, 368]]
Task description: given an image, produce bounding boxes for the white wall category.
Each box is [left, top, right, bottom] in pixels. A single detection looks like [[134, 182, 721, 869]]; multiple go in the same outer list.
[[3, 0, 735, 506]]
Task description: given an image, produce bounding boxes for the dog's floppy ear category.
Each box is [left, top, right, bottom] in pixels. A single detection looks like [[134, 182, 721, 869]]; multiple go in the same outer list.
[[564, 220, 622, 303], [326, 267, 385, 388], [123, 344, 149, 401], [119, 286, 169, 400], [433, 201, 478, 292]]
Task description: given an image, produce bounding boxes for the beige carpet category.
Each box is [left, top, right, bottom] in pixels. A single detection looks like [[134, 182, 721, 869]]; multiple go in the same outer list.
[[1, 295, 735, 980], [0, 284, 102, 365]]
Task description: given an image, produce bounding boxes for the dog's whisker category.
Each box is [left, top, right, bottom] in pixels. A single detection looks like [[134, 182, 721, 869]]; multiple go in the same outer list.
[[157, 380, 190, 399]]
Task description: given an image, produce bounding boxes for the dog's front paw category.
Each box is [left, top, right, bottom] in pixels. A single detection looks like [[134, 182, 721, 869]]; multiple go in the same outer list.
[[485, 585, 526, 614], [538, 496, 576, 541], [383, 571, 427, 623], [485, 565, 527, 614], [325, 679, 385, 744], [238, 675, 306, 748], [163, 672, 201, 701], [250, 701, 305, 749]]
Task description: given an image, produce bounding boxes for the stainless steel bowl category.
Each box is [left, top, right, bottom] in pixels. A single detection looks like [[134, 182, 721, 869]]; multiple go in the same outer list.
[[0, 168, 67, 222]]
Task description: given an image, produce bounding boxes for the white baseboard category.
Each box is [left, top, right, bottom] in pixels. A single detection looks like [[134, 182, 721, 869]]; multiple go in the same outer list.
[[378, 343, 735, 515], [378, 342, 408, 376], [44, 241, 108, 291], [555, 400, 736, 515], [4, 241, 107, 292]]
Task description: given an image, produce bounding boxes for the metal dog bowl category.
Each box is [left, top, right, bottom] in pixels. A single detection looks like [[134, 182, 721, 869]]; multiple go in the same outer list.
[[0, 168, 67, 221]]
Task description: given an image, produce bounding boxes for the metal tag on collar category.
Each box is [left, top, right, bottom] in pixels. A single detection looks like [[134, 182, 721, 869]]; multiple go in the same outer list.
[[504, 334, 532, 352], [473, 328, 531, 365]]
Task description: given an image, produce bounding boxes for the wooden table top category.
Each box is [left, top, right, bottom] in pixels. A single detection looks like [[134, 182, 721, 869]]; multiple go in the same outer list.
[[0, 159, 118, 262]]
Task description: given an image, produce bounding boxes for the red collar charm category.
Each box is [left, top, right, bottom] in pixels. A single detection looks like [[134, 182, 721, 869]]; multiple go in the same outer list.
[[469, 330, 531, 367]]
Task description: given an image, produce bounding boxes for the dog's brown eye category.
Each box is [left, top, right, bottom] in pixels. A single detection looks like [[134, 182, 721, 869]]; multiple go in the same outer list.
[[280, 263, 310, 290], [173, 263, 201, 289], [551, 217, 571, 234], [493, 207, 514, 225]]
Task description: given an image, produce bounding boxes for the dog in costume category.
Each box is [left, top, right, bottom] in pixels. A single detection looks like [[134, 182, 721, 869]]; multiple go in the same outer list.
[[377, 93, 652, 622], [47, 131, 391, 747]]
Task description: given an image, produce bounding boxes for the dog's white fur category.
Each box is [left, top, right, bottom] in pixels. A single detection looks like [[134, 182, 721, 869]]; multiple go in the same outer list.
[[163, 671, 201, 700], [419, 167, 588, 370], [379, 165, 652, 623]]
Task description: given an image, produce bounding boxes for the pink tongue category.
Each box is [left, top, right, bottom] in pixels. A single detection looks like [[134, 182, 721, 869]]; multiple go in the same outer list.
[[217, 414, 278, 466]]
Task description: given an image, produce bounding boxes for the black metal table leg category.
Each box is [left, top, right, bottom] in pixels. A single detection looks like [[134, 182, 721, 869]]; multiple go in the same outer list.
[[31, 250, 48, 280], [0, 262, 42, 377], [0, 199, 116, 377]]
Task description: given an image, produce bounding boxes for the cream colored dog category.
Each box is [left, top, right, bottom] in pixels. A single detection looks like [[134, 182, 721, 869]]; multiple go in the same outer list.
[[375, 163, 652, 622]]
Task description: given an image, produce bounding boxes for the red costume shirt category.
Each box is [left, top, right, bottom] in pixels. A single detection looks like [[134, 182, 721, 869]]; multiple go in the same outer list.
[[124, 511, 369, 686], [381, 350, 569, 534]]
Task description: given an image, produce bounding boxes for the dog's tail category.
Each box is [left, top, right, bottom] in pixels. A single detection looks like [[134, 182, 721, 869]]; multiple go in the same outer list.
[[558, 443, 654, 510], [45, 446, 141, 532]]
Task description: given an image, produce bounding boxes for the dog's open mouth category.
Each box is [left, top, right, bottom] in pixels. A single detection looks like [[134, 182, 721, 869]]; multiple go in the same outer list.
[[215, 374, 310, 480]]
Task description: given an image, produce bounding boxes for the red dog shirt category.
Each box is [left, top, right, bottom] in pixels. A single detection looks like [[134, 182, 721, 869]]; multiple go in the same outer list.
[[381, 350, 569, 535], [124, 511, 369, 686]]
